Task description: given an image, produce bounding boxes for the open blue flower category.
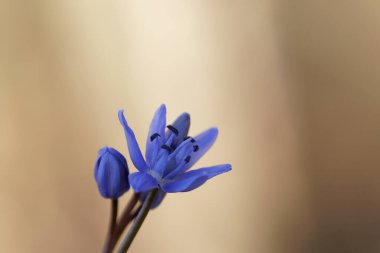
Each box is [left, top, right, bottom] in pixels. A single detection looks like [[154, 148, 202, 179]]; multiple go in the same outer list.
[[118, 104, 231, 207]]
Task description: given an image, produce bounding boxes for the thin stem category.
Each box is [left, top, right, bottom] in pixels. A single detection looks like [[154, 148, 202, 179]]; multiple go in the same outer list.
[[108, 193, 140, 252], [117, 189, 158, 253], [110, 200, 118, 233], [102, 199, 118, 253], [128, 205, 142, 221]]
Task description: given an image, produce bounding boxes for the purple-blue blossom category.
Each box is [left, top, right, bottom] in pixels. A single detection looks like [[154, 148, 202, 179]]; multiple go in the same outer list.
[[118, 104, 231, 207], [94, 146, 130, 199]]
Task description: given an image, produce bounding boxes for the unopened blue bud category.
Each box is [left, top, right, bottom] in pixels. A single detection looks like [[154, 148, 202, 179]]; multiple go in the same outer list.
[[94, 146, 130, 199]]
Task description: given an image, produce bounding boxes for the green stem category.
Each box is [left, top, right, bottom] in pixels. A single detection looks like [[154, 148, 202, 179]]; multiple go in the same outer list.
[[117, 189, 158, 253], [103, 199, 118, 253]]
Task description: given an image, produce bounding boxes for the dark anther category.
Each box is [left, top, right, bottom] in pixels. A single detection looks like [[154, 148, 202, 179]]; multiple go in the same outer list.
[[185, 155, 191, 164], [150, 133, 161, 141], [167, 125, 179, 136], [161, 144, 173, 153], [185, 136, 195, 143], [193, 145, 199, 152]]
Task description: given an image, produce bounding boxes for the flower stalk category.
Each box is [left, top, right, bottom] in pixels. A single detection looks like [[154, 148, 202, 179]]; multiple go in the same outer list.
[[102, 199, 118, 253], [117, 189, 158, 253], [108, 193, 140, 252]]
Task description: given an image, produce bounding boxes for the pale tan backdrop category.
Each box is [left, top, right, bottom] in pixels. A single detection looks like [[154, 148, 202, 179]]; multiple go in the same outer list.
[[1, 1, 380, 253]]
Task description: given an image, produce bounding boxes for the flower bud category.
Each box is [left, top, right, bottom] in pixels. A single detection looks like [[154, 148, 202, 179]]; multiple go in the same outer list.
[[94, 146, 130, 199]]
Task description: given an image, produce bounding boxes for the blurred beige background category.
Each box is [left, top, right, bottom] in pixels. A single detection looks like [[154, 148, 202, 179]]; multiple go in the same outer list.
[[1, 1, 380, 253]]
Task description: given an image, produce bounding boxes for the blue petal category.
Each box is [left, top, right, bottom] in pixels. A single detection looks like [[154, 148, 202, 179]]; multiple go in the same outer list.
[[166, 112, 190, 148], [152, 151, 169, 177], [183, 128, 218, 171], [162, 164, 231, 192], [139, 189, 166, 209], [107, 146, 129, 166], [146, 104, 166, 167], [118, 110, 148, 172], [129, 172, 158, 193], [164, 159, 187, 179], [163, 140, 193, 179]]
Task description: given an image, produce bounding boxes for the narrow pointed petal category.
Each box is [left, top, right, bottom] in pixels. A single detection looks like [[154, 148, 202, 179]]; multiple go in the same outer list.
[[164, 159, 187, 179], [172, 139, 193, 164], [118, 110, 148, 172], [183, 128, 218, 171], [146, 104, 166, 167], [164, 141, 193, 179], [153, 151, 169, 177], [162, 164, 231, 192], [166, 112, 190, 148], [129, 172, 158, 192]]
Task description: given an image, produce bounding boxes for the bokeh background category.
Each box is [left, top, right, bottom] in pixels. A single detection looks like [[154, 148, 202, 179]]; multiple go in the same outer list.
[[1, 1, 380, 253]]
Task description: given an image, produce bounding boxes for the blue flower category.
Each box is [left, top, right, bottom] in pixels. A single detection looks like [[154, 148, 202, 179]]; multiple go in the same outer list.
[[118, 104, 231, 207], [94, 146, 130, 199]]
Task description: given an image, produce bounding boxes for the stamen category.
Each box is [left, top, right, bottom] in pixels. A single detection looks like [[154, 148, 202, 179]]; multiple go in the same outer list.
[[185, 155, 191, 163], [193, 145, 199, 152], [167, 125, 179, 136], [150, 133, 161, 141], [161, 144, 173, 153], [185, 136, 196, 143]]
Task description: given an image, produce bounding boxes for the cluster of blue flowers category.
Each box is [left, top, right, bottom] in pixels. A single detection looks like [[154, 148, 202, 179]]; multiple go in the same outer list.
[[94, 104, 231, 207]]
